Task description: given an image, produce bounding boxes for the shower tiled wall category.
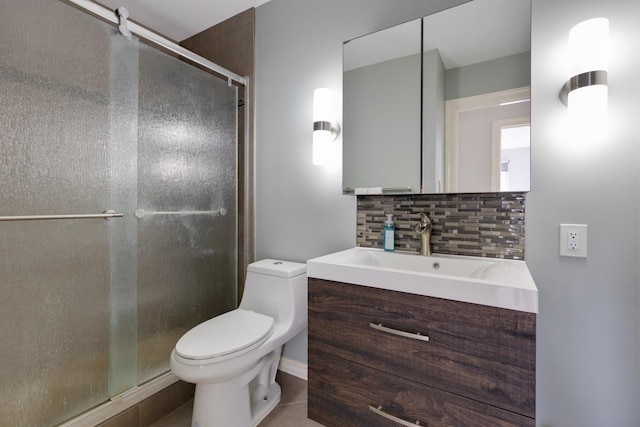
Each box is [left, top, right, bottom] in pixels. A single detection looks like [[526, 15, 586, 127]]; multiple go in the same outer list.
[[357, 192, 526, 259]]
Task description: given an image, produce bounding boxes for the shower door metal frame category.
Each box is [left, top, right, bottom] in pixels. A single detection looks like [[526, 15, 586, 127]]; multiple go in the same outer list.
[[63, 0, 246, 86]]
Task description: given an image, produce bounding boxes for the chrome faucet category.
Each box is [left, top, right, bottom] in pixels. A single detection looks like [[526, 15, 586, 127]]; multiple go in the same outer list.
[[414, 212, 432, 256]]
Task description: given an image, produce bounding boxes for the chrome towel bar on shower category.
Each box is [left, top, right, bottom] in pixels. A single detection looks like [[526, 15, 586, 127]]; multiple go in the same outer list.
[[0, 210, 124, 222], [133, 208, 227, 218]]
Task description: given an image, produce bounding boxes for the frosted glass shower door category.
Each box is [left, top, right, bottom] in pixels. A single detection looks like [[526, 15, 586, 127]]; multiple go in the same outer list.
[[1, 0, 239, 423], [107, 22, 239, 393], [0, 1, 114, 425], [134, 43, 238, 383]]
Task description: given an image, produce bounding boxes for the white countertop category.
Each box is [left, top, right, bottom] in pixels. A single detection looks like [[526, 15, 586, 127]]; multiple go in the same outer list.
[[307, 247, 538, 313]]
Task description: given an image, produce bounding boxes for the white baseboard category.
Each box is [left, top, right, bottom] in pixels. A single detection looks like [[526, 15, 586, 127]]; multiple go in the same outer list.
[[278, 356, 308, 381]]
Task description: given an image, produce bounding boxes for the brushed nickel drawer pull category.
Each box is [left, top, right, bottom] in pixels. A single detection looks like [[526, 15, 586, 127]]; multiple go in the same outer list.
[[369, 322, 430, 342], [369, 405, 423, 426]]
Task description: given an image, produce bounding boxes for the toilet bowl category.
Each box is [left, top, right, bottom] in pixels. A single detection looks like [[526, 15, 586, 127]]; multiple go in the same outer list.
[[170, 259, 307, 427]]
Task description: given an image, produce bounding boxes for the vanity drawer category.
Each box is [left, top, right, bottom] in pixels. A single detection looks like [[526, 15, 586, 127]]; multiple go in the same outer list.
[[308, 349, 535, 427], [308, 278, 536, 418]]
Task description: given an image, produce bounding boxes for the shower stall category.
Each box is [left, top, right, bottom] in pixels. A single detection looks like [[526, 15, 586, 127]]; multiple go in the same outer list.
[[0, 0, 242, 425]]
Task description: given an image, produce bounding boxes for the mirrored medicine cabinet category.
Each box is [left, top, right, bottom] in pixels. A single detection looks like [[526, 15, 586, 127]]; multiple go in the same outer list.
[[342, 0, 532, 195]]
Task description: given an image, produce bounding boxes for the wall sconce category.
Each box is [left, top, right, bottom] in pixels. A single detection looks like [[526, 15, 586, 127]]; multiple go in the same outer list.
[[313, 88, 340, 166], [559, 17, 609, 143]]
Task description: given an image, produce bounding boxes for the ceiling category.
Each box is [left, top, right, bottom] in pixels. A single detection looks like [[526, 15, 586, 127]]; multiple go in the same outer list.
[[344, 0, 530, 71], [95, 0, 272, 41], [93, 0, 529, 72]]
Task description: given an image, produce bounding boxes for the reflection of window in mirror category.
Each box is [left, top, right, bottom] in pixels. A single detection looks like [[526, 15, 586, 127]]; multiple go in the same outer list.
[[445, 87, 531, 193], [494, 122, 530, 191], [500, 161, 510, 191]]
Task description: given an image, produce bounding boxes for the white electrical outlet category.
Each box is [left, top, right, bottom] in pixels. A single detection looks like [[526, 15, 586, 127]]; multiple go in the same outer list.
[[568, 231, 579, 250], [560, 224, 587, 257]]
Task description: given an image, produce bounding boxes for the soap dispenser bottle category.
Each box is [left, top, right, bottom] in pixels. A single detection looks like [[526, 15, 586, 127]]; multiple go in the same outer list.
[[383, 214, 395, 252]]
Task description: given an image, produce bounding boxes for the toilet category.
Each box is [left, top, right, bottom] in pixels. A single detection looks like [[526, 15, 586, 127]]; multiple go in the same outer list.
[[170, 259, 307, 427]]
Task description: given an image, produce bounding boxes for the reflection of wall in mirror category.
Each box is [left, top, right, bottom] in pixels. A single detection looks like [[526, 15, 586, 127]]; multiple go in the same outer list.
[[423, 49, 446, 193], [446, 51, 531, 193], [343, 53, 421, 190], [446, 51, 531, 101], [457, 101, 530, 192]]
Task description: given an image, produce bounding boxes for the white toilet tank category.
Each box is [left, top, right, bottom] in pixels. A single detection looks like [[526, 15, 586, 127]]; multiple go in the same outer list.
[[239, 259, 307, 331]]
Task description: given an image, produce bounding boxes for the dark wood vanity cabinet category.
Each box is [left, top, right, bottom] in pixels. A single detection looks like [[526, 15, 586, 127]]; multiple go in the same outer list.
[[308, 278, 536, 427]]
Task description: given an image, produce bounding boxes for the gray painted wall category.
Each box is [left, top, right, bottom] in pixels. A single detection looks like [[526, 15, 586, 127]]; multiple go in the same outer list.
[[528, 0, 640, 425], [255, 0, 468, 363], [255, 0, 640, 425]]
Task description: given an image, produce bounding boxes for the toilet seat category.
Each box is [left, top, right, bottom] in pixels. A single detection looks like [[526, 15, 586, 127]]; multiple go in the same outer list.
[[175, 309, 274, 360]]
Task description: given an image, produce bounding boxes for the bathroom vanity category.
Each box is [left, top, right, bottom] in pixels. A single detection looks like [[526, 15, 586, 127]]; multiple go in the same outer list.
[[307, 248, 537, 427]]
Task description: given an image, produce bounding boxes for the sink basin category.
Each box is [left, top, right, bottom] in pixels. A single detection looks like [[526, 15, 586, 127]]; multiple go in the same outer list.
[[307, 247, 538, 313]]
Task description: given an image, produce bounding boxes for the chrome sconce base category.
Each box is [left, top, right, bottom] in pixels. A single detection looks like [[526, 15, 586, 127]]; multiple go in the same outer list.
[[313, 120, 340, 141], [559, 70, 608, 106]]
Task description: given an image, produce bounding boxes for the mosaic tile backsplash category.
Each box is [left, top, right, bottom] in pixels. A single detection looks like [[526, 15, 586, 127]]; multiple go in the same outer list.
[[357, 193, 526, 259]]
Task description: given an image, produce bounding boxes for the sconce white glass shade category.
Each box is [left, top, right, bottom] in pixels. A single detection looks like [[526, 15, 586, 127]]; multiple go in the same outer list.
[[313, 88, 340, 166], [568, 17, 608, 77], [313, 88, 333, 122], [565, 18, 609, 144], [568, 84, 608, 142], [313, 132, 338, 166]]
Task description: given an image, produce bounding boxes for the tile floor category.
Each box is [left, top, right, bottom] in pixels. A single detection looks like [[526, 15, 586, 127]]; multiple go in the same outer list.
[[149, 372, 323, 427]]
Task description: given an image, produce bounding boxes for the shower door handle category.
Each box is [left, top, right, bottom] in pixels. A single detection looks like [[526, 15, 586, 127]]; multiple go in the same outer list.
[[134, 208, 228, 218]]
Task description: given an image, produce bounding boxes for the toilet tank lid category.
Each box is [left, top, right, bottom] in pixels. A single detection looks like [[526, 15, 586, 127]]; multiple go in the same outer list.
[[247, 259, 306, 278]]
